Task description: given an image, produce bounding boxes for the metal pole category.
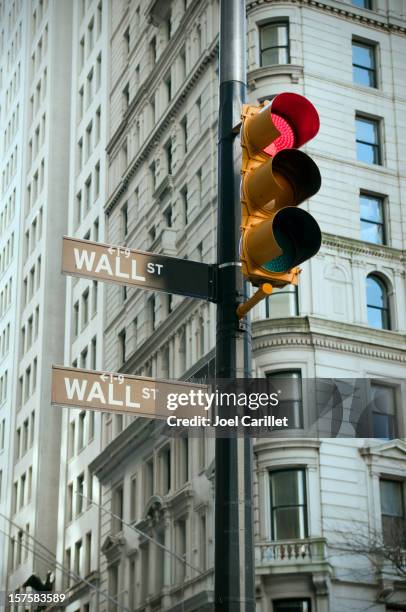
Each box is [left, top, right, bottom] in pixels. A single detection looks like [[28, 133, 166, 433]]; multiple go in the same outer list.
[[215, 1, 255, 610]]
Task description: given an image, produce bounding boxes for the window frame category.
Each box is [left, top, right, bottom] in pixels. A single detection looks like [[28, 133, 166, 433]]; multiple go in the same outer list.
[[273, 599, 312, 612], [369, 381, 399, 439], [266, 369, 303, 430], [360, 191, 386, 245], [366, 273, 391, 330], [112, 482, 124, 534], [259, 20, 290, 67], [269, 467, 308, 541], [380, 478, 406, 548], [355, 114, 382, 165], [264, 285, 299, 318], [352, 38, 377, 88]]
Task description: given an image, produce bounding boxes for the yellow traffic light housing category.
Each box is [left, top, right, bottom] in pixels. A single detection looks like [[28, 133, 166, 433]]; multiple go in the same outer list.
[[240, 93, 322, 289]]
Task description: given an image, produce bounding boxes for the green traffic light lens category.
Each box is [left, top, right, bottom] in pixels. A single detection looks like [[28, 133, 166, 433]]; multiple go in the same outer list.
[[262, 227, 294, 273], [261, 208, 322, 274]]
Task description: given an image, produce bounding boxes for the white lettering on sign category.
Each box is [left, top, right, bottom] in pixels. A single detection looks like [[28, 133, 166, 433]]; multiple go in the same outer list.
[[64, 377, 141, 409], [142, 387, 158, 400], [73, 247, 156, 283], [73, 248, 96, 271], [146, 262, 163, 275], [64, 377, 87, 401]]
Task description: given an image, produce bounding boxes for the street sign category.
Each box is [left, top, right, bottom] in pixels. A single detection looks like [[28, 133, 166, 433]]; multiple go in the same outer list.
[[51, 365, 208, 420], [62, 236, 216, 301]]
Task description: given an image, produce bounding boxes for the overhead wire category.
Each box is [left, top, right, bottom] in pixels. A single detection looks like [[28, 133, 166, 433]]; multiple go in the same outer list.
[[0, 514, 129, 611]]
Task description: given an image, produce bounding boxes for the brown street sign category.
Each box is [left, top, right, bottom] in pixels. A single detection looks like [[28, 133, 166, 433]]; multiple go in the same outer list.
[[51, 365, 209, 420], [62, 236, 215, 300]]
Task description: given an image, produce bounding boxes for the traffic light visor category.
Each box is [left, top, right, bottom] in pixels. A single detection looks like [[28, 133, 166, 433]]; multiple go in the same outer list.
[[244, 149, 321, 211], [262, 93, 320, 155], [245, 207, 321, 274], [263, 207, 321, 272]]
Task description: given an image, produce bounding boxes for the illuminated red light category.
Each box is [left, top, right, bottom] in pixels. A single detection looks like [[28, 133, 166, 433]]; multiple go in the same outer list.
[[263, 113, 295, 156]]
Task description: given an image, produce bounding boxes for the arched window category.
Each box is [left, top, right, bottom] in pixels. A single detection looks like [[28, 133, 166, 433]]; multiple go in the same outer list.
[[366, 274, 390, 329]]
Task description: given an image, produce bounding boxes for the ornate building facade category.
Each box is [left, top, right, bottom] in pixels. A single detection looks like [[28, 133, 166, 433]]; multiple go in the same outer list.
[[0, 1, 406, 611]]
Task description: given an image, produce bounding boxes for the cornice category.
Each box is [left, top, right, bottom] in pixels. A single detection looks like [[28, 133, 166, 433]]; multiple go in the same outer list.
[[246, 0, 406, 35], [105, 39, 219, 216], [253, 316, 406, 362], [321, 232, 406, 264]]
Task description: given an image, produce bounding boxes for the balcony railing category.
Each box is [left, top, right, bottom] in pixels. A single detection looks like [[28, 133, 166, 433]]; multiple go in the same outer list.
[[256, 537, 327, 567]]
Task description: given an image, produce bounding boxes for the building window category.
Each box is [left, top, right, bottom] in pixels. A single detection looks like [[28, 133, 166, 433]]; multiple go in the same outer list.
[[273, 601, 311, 612], [121, 202, 128, 238], [269, 469, 307, 540], [352, 39, 376, 87], [165, 140, 172, 175], [78, 411, 86, 451], [352, 0, 372, 8], [74, 539, 83, 575], [360, 193, 385, 244], [164, 207, 172, 228], [108, 564, 119, 610], [199, 513, 207, 570], [141, 544, 149, 601], [179, 436, 189, 484], [85, 531, 92, 575], [122, 83, 130, 111], [82, 289, 89, 328], [260, 22, 289, 66], [180, 116, 187, 154], [159, 445, 171, 495], [130, 476, 137, 522], [366, 274, 390, 330], [175, 518, 187, 583], [68, 421, 76, 459], [371, 383, 396, 439], [181, 186, 188, 226], [118, 329, 126, 365], [380, 479, 405, 547], [112, 484, 124, 534], [149, 36, 156, 65], [76, 473, 84, 515], [165, 74, 172, 102], [356, 115, 381, 165], [144, 458, 154, 501], [266, 371, 303, 429], [124, 26, 130, 56], [73, 301, 79, 336], [264, 285, 298, 319], [148, 296, 156, 332]]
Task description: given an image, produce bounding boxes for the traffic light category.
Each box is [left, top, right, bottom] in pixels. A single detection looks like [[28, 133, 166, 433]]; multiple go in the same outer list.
[[240, 92, 322, 288]]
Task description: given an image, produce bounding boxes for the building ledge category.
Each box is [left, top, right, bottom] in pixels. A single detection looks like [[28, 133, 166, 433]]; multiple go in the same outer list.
[[322, 232, 405, 263], [248, 64, 303, 90], [256, 537, 333, 576], [253, 315, 406, 363]]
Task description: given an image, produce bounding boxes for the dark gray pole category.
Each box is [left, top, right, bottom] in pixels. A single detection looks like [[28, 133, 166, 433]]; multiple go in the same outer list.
[[215, 1, 255, 610]]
